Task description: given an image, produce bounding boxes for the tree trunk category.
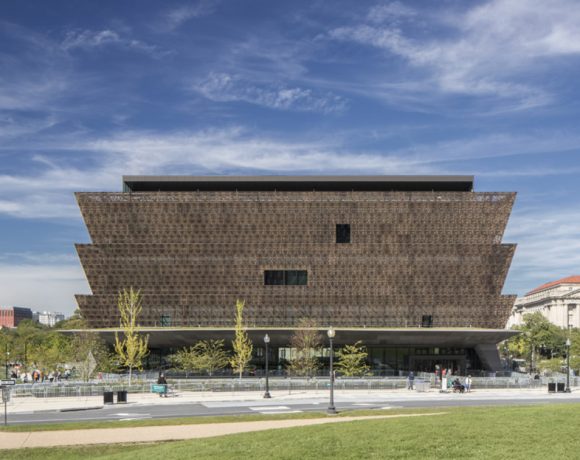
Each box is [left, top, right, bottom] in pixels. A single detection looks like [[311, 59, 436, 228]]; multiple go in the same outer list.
[[129, 366, 132, 386]]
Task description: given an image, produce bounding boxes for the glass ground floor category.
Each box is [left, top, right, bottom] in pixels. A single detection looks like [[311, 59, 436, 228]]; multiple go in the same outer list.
[[145, 345, 484, 376]]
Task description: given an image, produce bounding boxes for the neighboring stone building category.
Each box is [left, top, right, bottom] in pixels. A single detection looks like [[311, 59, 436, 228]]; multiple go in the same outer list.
[[0, 306, 33, 328], [74, 175, 518, 373], [507, 275, 580, 329]]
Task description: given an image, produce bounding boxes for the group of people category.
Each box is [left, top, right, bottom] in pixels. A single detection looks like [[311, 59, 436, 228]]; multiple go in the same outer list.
[[451, 376, 472, 393], [8, 366, 72, 383], [406, 370, 472, 393]]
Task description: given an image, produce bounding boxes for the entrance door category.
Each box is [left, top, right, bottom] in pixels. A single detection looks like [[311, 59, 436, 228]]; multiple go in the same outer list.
[[411, 357, 465, 375]]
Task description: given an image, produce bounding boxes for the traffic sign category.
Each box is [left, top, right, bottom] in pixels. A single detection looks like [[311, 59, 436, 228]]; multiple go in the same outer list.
[[0, 380, 15, 386]]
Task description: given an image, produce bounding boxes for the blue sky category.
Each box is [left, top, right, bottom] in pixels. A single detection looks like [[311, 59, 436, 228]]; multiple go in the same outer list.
[[1, 0, 580, 315]]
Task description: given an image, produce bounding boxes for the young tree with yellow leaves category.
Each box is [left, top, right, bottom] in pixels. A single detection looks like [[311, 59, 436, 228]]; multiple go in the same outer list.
[[230, 299, 253, 379], [114, 287, 149, 385]]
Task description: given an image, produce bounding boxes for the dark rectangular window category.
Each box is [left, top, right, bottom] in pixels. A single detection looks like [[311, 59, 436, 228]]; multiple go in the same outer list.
[[336, 224, 350, 243], [421, 315, 433, 328], [264, 270, 285, 285], [160, 314, 172, 327], [265, 270, 308, 285]]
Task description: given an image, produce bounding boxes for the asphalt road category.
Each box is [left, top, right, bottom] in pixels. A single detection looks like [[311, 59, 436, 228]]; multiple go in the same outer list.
[[6, 394, 580, 426]]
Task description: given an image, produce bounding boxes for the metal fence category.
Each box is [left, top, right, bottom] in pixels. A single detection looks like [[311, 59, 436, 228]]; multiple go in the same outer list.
[[7, 373, 579, 398]]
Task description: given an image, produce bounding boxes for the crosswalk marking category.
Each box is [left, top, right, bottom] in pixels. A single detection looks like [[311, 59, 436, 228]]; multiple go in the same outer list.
[[249, 406, 291, 411], [257, 410, 302, 415]]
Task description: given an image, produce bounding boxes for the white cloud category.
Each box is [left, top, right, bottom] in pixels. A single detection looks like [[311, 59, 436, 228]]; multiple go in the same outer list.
[[329, 0, 580, 109], [504, 205, 580, 295], [61, 29, 164, 56], [62, 29, 121, 50], [193, 72, 347, 113], [0, 264, 88, 315], [2, 127, 580, 222], [367, 2, 416, 23], [164, 1, 219, 31]]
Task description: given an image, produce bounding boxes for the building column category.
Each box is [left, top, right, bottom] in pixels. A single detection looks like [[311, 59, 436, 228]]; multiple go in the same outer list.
[[474, 344, 502, 372]]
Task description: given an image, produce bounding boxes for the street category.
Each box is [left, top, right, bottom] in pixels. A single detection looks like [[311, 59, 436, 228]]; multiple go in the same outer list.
[[7, 390, 580, 425]]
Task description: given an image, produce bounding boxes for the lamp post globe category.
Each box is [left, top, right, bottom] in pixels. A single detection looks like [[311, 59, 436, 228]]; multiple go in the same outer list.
[[327, 327, 337, 414], [263, 334, 271, 399], [566, 338, 572, 393]]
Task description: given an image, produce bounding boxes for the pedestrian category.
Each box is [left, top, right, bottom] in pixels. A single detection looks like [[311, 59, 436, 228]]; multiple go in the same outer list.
[[157, 372, 168, 398], [465, 375, 472, 393], [407, 371, 415, 390]]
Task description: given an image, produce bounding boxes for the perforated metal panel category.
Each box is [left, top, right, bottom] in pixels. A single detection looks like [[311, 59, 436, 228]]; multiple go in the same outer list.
[[75, 190, 516, 329]]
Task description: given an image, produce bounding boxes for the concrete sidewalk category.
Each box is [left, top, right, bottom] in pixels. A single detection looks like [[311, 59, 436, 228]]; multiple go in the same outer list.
[[0, 412, 445, 449], [4, 387, 578, 414]]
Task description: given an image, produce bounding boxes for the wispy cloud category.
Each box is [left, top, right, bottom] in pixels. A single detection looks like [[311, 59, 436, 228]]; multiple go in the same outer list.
[[2, 126, 580, 221], [162, 1, 220, 31], [61, 28, 167, 57], [367, 2, 416, 23], [505, 205, 580, 294], [192, 72, 347, 113], [329, 0, 580, 110]]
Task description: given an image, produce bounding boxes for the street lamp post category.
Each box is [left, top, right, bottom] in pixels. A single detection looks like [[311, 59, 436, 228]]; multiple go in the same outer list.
[[263, 334, 271, 399], [4, 345, 9, 379], [566, 338, 572, 393], [327, 327, 337, 415]]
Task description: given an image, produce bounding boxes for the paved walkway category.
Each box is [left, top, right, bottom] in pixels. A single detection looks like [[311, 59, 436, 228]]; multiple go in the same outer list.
[[0, 412, 445, 449], [5, 387, 578, 414]]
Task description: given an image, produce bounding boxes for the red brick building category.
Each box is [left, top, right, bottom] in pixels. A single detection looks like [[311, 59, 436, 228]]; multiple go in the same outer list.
[[0, 306, 33, 328]]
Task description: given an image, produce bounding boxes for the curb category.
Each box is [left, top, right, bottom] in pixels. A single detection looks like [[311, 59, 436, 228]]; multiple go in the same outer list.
[[60, 406, 104, 412]]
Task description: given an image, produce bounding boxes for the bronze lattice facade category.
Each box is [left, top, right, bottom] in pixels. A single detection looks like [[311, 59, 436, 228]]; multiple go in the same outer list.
[[75, 176, 516, 331]]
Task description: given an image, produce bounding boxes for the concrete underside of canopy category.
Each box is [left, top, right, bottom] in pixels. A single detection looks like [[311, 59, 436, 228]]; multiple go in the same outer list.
[[62, 327, 519, 348]]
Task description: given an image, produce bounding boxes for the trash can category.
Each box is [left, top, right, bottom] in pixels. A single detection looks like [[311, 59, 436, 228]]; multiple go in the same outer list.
[[415, 380, 430, 392], [103, 391, 114, 404], [557, 383, 565, 393], [548, 382, 556, 393], [117, 390, 128, 403]]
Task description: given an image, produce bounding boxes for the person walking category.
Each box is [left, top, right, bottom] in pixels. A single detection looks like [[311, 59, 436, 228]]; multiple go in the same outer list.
[[465, 375, 472, 393], [407, 371, 415, 390], [157, 372, 168, 398]]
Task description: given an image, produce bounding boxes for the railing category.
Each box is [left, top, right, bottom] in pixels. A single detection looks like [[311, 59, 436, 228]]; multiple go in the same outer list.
[[7, 374, 579, 398]]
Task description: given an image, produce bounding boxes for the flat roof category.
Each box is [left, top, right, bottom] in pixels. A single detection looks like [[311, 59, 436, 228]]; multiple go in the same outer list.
[[122, 175, 475, 192]]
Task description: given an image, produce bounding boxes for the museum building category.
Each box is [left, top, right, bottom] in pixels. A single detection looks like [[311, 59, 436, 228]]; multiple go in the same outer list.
[[74, 175, 518, 373]]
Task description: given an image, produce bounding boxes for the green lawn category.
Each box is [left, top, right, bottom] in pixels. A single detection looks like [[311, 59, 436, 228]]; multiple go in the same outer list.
[[2, 404, 580, 459]]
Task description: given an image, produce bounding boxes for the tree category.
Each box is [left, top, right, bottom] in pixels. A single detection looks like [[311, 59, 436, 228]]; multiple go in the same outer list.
[[193, 340, 230, 376], [70, 330, 117, 380], [230, 299, 253, 379], [170, 340, 229, 376], [287, 318, 322, 377], [568, 328, 580, 373], [114, 287, 149, 384], [169, 347, 199, 373], [335, 341, 370, 377], [506, 312, 566, 372]]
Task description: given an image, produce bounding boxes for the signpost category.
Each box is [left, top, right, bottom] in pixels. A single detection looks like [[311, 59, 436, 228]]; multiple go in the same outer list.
[[1, 379, 15, 426]]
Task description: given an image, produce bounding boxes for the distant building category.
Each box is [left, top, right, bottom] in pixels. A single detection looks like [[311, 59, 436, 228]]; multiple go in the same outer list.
[[507, 275, 580, 329], [0, 306, 33, 328], [34, 311, 66, 327]]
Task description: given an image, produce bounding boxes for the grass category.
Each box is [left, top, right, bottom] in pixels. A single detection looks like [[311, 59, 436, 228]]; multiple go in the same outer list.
[[1, 404, 580, 459]]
